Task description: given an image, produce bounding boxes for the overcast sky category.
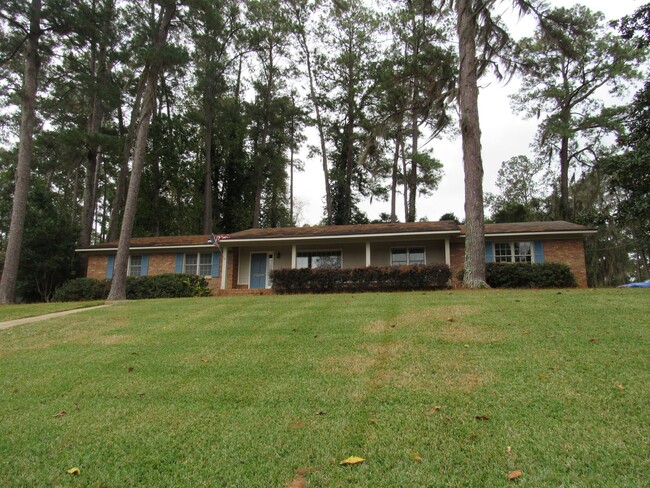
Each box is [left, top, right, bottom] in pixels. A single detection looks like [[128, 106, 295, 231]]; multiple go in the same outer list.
[[293, 0, 644, 225]]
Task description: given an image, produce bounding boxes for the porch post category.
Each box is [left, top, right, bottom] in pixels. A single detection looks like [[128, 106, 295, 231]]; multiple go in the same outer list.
[[291, 244, 297, 269], [444, 238, 451, 266], [365, 241, 371, 267], [221, 247, 228, 289]]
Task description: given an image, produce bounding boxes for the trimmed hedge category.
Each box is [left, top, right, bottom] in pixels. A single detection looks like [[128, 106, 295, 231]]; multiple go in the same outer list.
[[53, 273, 211, 302], [457, 262, 577, 288], [271, 264, 451, 294]]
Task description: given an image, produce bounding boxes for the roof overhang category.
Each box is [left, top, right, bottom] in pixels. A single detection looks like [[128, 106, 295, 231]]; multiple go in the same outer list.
[[478, 230, 598, 238], [76, 244, 218, 253], [220, 229, 462, 245]]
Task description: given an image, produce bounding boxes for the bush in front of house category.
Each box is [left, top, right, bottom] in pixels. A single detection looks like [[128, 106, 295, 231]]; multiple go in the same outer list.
[[270, 264, 451, 294], [125, 273, 211, 299], [53, 274, 211, 301], [457, 262, 577, 288], [52, 277, 111, 301]]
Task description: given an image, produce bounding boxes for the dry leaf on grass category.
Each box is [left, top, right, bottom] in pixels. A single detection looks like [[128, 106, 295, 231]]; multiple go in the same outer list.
[[475, 415, 489, 421], [201, 358, 209, 363], [615, 384, 624, 391], [54, 411, 66, 417], [315, 410, 327, 416], [127, 367, 134, 373], [66, 467, 80, 475], [539, 374, 549, 381], [589, 338, 599, 343], [506, 446, 512, 455], [340, 456, 365, 465], [508, 470, 523, 480], [411, 452, 423, 462]]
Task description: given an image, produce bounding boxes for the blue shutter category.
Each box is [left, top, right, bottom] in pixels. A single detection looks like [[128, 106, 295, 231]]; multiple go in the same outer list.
[[533, 240, 544, 263], [175, 253, 183, 273], [484, 241, 494, 263], [141, 254, 149, 276], [212, 251, 221, 278], [106, 255, 115, 279]]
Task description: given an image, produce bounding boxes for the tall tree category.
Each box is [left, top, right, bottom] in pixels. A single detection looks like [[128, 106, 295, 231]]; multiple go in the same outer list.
[[0, 0, 42, 304], [107, 1, 176, 301], [511, 5, 644, 220]]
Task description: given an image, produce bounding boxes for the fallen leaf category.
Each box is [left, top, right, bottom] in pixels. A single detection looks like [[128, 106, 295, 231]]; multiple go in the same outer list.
[[315, 410, 327, 416], [464, 344, 469, 349], [288, 475, 307, 488], [539, 374, 549, 381], [66, 467, 80, 475], [54, 411, 66, 417], [290, 421, 305, 429], [127, 367, 134, 373], [589, 338, 599, 343], [426, 405, 442, 414], [508, 470, 523, 480], [369, 418, 378, 424], [74, 403, 80, 410], [390, 324, 396, 328], [340, 456, 365, 465], [615, 384, 624, 391], [467, 433, 478, 441], [548, 335, 556, 339], [506, 446, 512, 455], [411, 452, 423, 462], [475, 415, 489, 421], [447, 317, 454, 322], [314, 334, 319, 338], [138, 392, 145, 397], [201, 358, 209, 363], [515, 299, 521, 303]]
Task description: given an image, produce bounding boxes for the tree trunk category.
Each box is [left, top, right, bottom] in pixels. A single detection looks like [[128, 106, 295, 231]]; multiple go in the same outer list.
[[107, 2, 176, 301], [108, 74, 146, 242], [559, 133, 570, 220], [0, 0, 41, 304], [456, 0, 487, 288], [390, 129, 402, 223], [202, 83, 214, 234]]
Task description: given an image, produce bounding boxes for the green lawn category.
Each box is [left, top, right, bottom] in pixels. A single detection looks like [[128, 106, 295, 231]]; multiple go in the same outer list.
[[0, 290, 648, 487], [0, 300, 104, 322]]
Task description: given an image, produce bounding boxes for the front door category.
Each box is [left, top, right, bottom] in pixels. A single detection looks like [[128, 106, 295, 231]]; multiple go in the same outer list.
[[250, 253, 268, 289]]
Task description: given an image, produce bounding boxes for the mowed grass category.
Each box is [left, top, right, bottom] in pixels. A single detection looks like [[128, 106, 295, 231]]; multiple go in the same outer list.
[[0, 290, 648, 487], [0, 301, 104, 322]]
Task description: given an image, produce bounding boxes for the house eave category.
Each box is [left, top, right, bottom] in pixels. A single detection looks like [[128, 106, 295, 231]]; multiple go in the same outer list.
[[76, 244, 219, 253], [220, 229, 462, 245], [477, 230, 598, 238]]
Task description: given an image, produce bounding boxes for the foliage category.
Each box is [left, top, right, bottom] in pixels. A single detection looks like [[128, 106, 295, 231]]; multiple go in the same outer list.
[[271, 264, 451, 294], [53, 274, 210, 302], [457, 262, 576, 288], [52, 277, 110, 302]]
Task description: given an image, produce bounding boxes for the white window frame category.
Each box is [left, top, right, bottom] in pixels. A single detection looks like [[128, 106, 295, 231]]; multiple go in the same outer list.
[[493, 242, 533, 263], [183, 252, 213, 277], [390, 247, 427, 266], [296, 249, 343, 269], [128, 255, 143, 277]]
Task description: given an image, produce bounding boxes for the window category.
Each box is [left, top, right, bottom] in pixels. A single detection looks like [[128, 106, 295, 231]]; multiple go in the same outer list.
[[184, 253, 213, 276], [494, 242, 532, 263], [128, 255, 143, 276], [296, 251, 342, 269], [391, 247, 426, 266]]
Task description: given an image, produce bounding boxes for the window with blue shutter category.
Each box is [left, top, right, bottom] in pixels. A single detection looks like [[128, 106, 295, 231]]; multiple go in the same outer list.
[[533, 240, 544, 263], [141, 254, 149, 276], [175, 253, 183, 273], [106, 255, 115, 279], [211, 251, 220, 278], [484, 242, 495, 263]]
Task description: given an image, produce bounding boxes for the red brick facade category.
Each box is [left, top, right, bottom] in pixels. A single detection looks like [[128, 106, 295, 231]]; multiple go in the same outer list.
[[543, 239, 588, 288]]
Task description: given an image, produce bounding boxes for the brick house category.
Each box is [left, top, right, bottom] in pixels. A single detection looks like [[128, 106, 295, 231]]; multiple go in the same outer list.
[[77, 221, 596, 292]]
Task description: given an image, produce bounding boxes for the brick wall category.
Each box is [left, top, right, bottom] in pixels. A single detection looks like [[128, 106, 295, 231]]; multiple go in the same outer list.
[[543, 239, 589, 288], [449, 242, 465, 287], [87, 254, 108, 280]]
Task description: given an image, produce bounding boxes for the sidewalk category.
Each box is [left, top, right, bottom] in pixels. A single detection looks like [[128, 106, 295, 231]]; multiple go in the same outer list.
[[0, 304, 113, 331]]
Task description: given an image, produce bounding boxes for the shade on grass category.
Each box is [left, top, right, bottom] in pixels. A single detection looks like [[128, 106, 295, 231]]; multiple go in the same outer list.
[[0, 290, 648, 486]]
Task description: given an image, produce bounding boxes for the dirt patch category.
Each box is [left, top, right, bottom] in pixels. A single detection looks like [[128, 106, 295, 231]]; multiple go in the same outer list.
[[393, 305, 479, 328], [93, 334, 132, 345], [321, 353, 373, 376]]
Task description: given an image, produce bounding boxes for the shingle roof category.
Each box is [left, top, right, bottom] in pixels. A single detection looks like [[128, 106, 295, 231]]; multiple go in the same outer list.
[[77, 221, 595, 252], [227, 221, 460, 240], [460, 221, 596, 235]]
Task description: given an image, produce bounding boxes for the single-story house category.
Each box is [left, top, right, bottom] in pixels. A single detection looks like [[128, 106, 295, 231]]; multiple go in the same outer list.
[[76, 221, 596, 292]]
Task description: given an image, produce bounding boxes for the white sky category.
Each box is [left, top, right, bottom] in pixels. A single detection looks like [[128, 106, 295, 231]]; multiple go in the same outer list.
[[293, 0, 644, 225]]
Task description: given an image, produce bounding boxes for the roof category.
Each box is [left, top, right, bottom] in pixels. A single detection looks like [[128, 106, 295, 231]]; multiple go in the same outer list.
[[460, 221, 597, 236], [227, 221, 460, 241], [76, 221, 596, 252]]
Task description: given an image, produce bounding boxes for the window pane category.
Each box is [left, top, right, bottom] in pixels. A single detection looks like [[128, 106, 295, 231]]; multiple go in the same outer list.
[[199, 253, 212, 276], [494, 243, 512, 263], [296, 255, 309, 269], [391, 249, 407, 266], [184, 253, 197, 274], [296, 251, 341, 269], [409, 248, 425, 265], [514, 242, 532, 262], [128, 255, 142, 277]]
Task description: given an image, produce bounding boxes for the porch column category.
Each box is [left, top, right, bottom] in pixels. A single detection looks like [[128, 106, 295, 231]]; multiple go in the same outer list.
[[220, 247, 228, 289], [444, 238, 451, 266], [365, 241, 371, 267], [291, 244, 297, 269]]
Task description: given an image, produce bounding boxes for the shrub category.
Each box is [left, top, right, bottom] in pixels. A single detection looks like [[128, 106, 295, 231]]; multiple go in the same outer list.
[[457, 262, 577, 288], [53, 274, 211, 301], [52, 277, 111, 302], [271, 264, 451, 294]]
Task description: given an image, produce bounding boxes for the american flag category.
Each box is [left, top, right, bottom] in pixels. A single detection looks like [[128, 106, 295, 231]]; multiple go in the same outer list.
[[211, 233, 231, 250]]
